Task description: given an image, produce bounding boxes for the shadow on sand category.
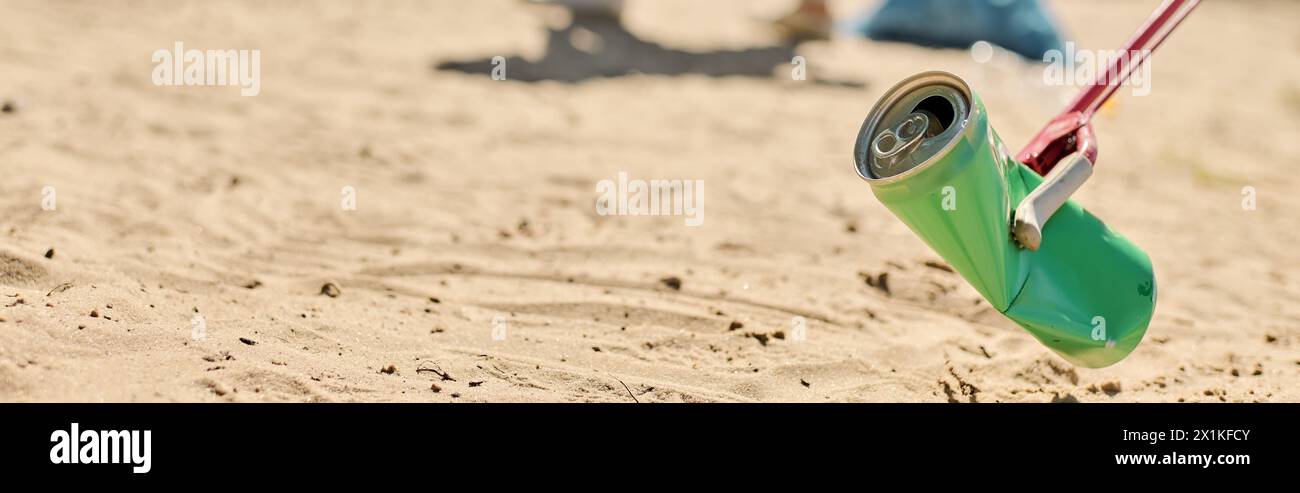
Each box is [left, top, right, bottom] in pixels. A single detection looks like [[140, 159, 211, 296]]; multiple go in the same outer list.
[[436, 13, 862, 87]]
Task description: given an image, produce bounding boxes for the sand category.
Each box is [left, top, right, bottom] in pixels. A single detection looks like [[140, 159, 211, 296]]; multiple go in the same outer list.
[[0, 0, 1296, 402]]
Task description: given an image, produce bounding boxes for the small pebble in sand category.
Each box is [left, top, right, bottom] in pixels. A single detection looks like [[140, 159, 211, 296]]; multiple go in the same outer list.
[[43, 248, 54, 259], [320, 281, 342, 297], [89, 309, 99, 318], [659, 276, 682, 290], [727, 321, 744, 331], [859, 271, 891, 295], [380, 364, 396, 375], [1099, 381, 1122, 395]]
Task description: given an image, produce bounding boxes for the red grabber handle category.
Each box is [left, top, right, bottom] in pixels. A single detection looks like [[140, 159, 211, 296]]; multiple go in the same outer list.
[[1016, 0, 1201, 176]]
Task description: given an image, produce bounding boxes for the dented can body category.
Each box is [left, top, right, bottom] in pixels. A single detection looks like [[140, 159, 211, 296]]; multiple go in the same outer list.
[[853, 71, 1155, 368]]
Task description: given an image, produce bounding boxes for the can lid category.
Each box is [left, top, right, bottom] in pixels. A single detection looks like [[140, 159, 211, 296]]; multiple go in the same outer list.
[[855, 72, 972, 181]]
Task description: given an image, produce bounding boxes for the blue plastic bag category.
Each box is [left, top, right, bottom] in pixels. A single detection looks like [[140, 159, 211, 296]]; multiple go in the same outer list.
[[849, 0, 1065, 61]]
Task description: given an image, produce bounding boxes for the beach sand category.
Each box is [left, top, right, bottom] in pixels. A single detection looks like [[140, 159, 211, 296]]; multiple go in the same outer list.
[[0, 0, 1296, 402]]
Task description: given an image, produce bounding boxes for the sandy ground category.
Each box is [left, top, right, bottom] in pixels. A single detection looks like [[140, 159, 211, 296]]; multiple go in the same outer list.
[[0, 0, 1296, 402]]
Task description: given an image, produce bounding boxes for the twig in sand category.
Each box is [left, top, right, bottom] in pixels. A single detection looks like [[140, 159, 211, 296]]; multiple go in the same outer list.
[[416, 362, 456, 381], [47, 281, 74, 297], [618, 379, 639, 404]]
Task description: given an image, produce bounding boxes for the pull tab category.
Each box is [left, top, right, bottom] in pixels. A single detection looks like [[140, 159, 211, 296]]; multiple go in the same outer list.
[[871, 112, 930, 177]]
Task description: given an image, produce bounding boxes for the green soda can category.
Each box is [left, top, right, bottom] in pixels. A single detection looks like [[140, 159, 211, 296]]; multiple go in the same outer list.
[[852, 71, 1155, 368]]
